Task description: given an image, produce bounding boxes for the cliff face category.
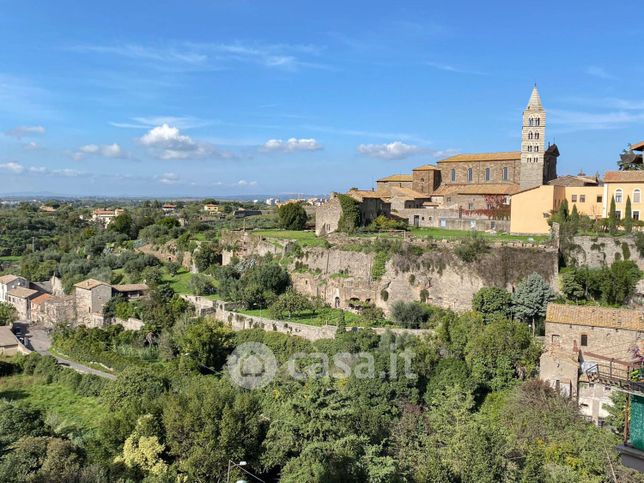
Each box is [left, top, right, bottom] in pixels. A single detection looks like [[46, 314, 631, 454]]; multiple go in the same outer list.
[[221, 231, 559, 314], [566, 234, 644, 270]]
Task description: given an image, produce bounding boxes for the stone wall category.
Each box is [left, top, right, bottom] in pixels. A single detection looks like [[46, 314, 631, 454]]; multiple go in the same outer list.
[[221, 230, 286, 265], [137, 241, 193, 270], [32, 296, 75, 328], [567, 234, 644, 270], [315, 197, 342, 236], [182, 297, 433, 341], [114, 317, 145, 331]]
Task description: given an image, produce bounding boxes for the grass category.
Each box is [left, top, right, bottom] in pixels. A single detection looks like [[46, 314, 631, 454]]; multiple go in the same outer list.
[[0, 255, 21, 262], [409, 227, 550, 243], [48, 348, 117, 374], [0, 374, 105, 429], [252, 229, 329, 247], [162, 267, 220, 299], [237, 306, 376, 327]]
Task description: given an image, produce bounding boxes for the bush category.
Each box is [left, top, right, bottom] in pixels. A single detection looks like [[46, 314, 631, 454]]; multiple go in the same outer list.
[[455, 233, 489, 263], [277, 203, 308, 230], [390, 301, 429, 329], [472, 287, 512, 322], [188, 274, 216, 296], [269, 290, 315, 319]]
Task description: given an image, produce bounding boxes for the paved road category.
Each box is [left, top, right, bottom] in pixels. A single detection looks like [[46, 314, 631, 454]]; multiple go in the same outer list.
[[16, 322, 116, 380]]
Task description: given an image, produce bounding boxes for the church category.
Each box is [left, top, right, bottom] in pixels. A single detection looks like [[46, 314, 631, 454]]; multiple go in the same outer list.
[[316, 86, 560, 235]]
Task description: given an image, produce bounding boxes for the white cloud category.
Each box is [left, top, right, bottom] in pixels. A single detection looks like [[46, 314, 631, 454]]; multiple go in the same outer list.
[[73, 143, 124, 160], [0, 162, 25, 173], [158, 172, 180, 184], [586, 66, 617, 80], [4, 125, 45, 139], [357, 141, 424, 160], [139, 123, 235, 160], [237, 179, 257, 187], [550, 109, 644, 131], [261, 137, 322, 153]]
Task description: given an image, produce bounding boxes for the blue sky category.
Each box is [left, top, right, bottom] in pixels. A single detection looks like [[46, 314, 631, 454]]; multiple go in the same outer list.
[[0, 0, 643, 197]]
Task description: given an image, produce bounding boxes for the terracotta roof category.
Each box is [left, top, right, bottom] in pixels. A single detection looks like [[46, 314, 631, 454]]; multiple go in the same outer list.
[[8, 287, 40, 299], [74, 279, 110, 290], [113, 284, 149, 293], [433, 183, 520, 196], [413, 164, 440, 171], [0, 275, 22, 285], [549, 175, 601, 187], [604, 171, 644, 183], [377, 174, 413, 182], [546, 304, 644, 331], [631, 140, 644, 151], [389, 187, 433, 199], [348, 190, 391, 201], [438, 152, 521, 163], [31, 293, 51, 305]]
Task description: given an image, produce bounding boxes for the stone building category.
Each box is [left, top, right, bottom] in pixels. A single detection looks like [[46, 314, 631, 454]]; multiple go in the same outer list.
[[316, 86, 558, 235], [31, 294, 75, 327], [6, 287, 40, 320], [540, 304, 644, 424], [0, 274, 28, 303], [74, 279, 113, 327]]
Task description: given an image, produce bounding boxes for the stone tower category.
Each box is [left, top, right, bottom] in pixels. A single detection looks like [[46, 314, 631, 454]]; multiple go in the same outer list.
[[520, 85, 547, 190]]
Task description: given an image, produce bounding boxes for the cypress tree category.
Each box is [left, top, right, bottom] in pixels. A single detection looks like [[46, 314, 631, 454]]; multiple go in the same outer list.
[[624, 196, 633, 233], [608, 196, 618, 235]]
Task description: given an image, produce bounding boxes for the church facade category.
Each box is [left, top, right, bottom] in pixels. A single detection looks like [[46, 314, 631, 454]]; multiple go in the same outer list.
[[316, 86, 560, 235]]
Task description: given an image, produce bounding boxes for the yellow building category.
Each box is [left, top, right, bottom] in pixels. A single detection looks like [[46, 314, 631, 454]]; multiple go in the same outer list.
[[603, 171, 644, 221], [510, 185, 566, 234]]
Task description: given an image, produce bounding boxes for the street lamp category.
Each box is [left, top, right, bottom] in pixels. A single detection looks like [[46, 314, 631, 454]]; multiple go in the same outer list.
[[226, 460, 265, 483]]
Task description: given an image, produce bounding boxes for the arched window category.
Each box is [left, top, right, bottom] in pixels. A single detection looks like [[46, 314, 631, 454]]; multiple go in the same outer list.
[[535, 132, 540, 140], [634, 189, 641, 204], [534, 145, 539, 152], [528, 132, 533, 140], [450, 168, 456, 182], [529, 118, 534, 126], [528, 145, 533, 152], [615, 189, 623, 203], [467, 168, 473, 182], [485, 167, 491, 181]]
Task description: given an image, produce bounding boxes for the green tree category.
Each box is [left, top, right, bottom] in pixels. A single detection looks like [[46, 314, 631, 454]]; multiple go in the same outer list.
[[269, 289, 315, 319], [178, 318, 234, 372], [472, 287, 512, 322], [188, 273, 216, 296], [278, 202, 308, 230], [512, 272, 554, 333], [0, 402, 46, 451], [624, 196, 633, 233], [109, 212, 135, 237], [608, 195, 618, 234], [118, 414, 168, 478], [0, 302, 18, 326], [194, 243, 221, 273], [390, 301, 428, 329]]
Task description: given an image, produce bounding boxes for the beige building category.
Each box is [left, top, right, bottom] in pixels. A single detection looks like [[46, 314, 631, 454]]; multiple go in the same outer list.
[[92, 208, 125, 226], [0, 274, 28, 303], [203, 203, 220, 213], [540, 304, 644, 424], [74, 279, 113, 327]]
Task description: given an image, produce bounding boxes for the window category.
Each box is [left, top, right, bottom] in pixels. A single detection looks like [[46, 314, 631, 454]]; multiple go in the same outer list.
[[529, 118, 534, 126], [634, 211, 640, 221], [571, 195, 577, 202], [528, 145, 533, 152], [534, 145, 539, 152], [535, 132, 540, 140], [634, 189, 641, 203], [596, 195, 602, 203], [468, 202, 474, 210], [579, 194, 586, 203], [615, 210, 622, 219], [528, 132, 533, 140], [467, 168, 473, 182], [536, 118, 541, 126], [450, 168, 456, 182], [485, 167, 491, 181], [551, 334, 560, 344], [502, 167, 509, 181], [615, 189, 623, 203], [581, 334, 588, 347]]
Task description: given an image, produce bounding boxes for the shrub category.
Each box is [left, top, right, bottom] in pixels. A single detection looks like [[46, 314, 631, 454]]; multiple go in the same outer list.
[[277, 203, 308, 230], [390, 301, 429, 329], [455, 233, 489, 263], [472, 287, 512, 322]]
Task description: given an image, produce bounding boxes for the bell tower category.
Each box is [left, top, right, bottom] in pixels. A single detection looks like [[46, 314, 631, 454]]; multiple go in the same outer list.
[[520, 85, 547, 190]]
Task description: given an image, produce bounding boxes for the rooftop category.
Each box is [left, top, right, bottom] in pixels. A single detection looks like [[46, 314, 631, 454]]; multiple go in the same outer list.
[[0, 274, 23, 285], [389, 186, 433, 199], [0, 326, 18, 347], [546, 303, 644, 332], [433, 183, 520, 196], [8, 287, 40, 299], [377, 174, 413, 183], [549, 175, 601, 187], [604, 171, 644, 183], [348, 189, 391, 201], [631, 140, 644, 152], [438, 151, 521, 163], [413, 164, 440, 171], [31, 293, 51, 305], [74, 279, 110, 290]]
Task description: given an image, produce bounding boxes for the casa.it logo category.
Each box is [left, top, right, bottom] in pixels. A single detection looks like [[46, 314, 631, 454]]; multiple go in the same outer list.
[[226, 342, 278, 389]]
